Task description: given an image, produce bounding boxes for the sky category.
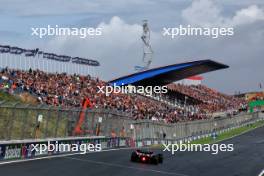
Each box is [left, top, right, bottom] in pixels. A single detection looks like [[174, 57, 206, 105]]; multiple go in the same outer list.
[[0, 0, 264, 94]]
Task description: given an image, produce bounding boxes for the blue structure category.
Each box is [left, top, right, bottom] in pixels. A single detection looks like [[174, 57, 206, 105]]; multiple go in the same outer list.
[[109, 60, 228, 86]]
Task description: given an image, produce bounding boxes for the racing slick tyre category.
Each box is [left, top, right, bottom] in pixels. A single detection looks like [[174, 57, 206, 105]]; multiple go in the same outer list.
[[151, 156, 159, 165], [130, 152, 138, 162], [158, 154, 163, 163]]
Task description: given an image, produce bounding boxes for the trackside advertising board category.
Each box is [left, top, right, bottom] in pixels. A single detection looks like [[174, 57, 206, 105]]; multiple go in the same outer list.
[[0, 137, 130, 161]]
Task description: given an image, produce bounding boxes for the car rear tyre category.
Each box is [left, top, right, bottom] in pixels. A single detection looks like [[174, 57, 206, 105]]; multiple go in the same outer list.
[[151, 157, 159, 165], [158, 154, 163, 163], [130, 152, 137, 162]]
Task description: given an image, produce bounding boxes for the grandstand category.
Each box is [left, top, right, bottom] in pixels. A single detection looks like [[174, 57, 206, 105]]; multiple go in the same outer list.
[[0, 44, 249, 144], [0, 67, 246, 124]]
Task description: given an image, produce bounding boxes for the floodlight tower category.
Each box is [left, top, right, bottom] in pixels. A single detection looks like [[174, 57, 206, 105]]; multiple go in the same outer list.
[[141, 20, 153, 70]]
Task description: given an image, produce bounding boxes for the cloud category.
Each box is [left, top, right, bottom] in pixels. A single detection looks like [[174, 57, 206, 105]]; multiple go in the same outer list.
[[182, 0, 225, 27], [48, 16, 145, 79], [0, 0, 99, 16], [182, 0, 264, 27], [215, 0, 264, 6], [231, 5, 264, 26]]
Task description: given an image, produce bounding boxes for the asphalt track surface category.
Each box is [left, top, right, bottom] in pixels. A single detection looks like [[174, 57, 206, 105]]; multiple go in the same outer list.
[[1, 126, 264, 176]]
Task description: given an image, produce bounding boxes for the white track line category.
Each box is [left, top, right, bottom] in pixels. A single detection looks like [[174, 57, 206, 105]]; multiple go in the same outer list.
[[0, 147, 133, 166], [259, 169, 264, 176], [0, 153, 78, 166], [66, 156, 189, 176]]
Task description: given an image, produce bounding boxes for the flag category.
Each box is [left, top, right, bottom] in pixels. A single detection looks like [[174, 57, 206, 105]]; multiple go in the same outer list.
[[0, 45, 10, 53], [72, 57, 100, 66], [24, 49, 36, 57], [89, 59, 100, 66], [59, 55, 71, 62], [10, 47, 24, 54], [43, 52, 52, 59], [43, 52, 71, 62], [71, 57, 81, 63]]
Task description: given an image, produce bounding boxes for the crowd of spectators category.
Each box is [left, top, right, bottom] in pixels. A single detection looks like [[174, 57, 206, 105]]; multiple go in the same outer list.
[[167, 84, 245, 113], [0, 67, 246, 123]]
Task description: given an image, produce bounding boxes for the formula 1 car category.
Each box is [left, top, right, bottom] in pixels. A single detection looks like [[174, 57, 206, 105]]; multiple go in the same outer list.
[[130, 149, 163, 165]]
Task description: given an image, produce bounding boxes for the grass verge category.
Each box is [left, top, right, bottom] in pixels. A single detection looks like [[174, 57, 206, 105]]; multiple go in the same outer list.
[[192, 120, 264, 144]]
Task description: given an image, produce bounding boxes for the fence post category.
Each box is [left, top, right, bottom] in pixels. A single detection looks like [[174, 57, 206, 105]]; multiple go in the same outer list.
[[54, 108, 61, 138], [21, 107, 29, 139], [7, 107, 16, 140], [44, 107, 51, 138]]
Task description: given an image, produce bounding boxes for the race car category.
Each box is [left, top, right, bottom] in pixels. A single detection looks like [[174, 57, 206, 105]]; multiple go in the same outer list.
[[130, 149, 163, 164]]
